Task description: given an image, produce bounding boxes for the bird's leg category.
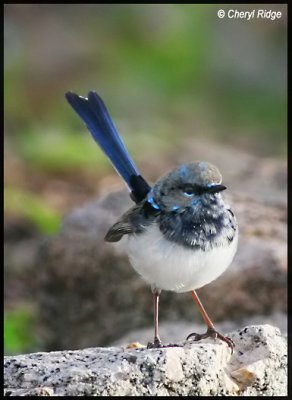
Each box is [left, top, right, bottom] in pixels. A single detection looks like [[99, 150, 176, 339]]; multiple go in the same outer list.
[[147, 289, 162, 348], [186, 290, 234, 353]]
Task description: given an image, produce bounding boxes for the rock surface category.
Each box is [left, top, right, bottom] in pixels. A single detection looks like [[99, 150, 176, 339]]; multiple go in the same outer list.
[[4, 325, 287, 396]]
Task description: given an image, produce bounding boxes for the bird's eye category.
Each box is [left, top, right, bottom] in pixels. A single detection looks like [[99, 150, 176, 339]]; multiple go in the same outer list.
[[183, 190, 194, 197]]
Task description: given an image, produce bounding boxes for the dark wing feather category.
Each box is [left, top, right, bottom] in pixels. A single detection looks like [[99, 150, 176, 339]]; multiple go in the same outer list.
[[105, 221, 134, 242], [104, 201, 159, 242], [104, 203, 142, 242]]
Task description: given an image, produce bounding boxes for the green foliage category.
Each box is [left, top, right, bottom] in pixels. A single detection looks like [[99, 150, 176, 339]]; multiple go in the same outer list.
[[4, 306, 39, 355], [108, 5, 211, 95], [14, 127, 109, 172], [4, 186, 61, 234]]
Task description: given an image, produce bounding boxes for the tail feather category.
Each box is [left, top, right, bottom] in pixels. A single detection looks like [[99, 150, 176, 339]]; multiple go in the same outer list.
[[65, 91, 151, 203]]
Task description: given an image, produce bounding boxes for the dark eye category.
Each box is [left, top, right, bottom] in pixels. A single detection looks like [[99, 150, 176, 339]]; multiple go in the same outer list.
[[183, 190, 194, 197]]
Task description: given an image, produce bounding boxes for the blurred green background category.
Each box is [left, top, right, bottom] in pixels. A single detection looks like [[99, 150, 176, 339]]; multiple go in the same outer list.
[[4, 4, 287, 354]]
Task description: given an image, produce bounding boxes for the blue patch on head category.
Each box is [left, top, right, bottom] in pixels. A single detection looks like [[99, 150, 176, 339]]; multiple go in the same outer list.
[[147, 196, 160, 210], [171, 205, 180, 211], [198, 161, 208, 171], [179, 164, 189, 178]]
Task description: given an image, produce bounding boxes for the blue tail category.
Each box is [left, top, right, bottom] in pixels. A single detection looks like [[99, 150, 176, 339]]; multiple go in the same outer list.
[[65, 91, 151, 203]]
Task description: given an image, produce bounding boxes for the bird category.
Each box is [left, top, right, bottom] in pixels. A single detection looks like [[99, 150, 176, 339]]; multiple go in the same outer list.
[[65, 91, 238, 352]]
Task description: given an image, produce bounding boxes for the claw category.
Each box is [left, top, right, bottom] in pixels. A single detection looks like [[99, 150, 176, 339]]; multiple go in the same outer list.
[[187, 327, 234, 354], [147, 336, 162, 349]]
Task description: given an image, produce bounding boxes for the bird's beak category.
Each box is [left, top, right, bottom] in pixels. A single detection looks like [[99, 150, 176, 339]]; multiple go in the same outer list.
[[207, 184, 227, 194]]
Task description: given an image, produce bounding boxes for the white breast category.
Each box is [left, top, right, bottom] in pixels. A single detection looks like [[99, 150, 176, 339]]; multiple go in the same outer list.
[[126, 224, 238, 293]]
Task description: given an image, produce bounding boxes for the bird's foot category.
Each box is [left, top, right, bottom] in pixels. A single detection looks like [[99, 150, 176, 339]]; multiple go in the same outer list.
[[186, 327, 234, 353], [147, 336, 162, 349]]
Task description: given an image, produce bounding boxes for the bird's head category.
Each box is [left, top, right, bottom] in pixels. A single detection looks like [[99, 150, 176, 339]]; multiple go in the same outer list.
[[146, 161, 226, 212]]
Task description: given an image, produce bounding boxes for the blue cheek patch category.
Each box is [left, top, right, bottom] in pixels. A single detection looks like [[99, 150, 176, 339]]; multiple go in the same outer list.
[[171, 205, 180, 211], [147, 196, 160, 210], [191, 198, 200, 206]]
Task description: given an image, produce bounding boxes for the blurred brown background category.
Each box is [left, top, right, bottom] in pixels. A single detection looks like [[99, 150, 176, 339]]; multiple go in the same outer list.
[[4, 4, 287, 354]]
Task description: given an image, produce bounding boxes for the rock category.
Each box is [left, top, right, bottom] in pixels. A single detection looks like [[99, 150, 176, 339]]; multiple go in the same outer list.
[[3, 325, 287, 396]]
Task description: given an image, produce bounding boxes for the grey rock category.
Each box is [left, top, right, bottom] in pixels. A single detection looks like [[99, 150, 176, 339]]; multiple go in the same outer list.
[[3, 325, 287, 396]]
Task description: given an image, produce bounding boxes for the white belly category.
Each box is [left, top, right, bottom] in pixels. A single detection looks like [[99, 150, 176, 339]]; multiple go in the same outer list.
[[126, 224, 238, 293]]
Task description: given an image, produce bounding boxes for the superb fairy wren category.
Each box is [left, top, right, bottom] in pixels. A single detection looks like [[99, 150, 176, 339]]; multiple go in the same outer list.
[[65, 91, 238, 351]]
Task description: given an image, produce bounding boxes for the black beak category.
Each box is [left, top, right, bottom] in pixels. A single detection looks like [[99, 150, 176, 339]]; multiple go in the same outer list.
[[207, 184, 227, 194]]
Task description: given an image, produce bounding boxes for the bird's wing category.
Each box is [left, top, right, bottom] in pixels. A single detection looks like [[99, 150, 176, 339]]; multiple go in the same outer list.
[[104, 203, 141, 242], [105, 201, 159, 242], [105, 220, 134, 242]]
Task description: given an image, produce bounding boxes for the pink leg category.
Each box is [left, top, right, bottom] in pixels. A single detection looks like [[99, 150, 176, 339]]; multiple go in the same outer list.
[[187, 290, 234, 353], [147, 290, 162, 348]]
